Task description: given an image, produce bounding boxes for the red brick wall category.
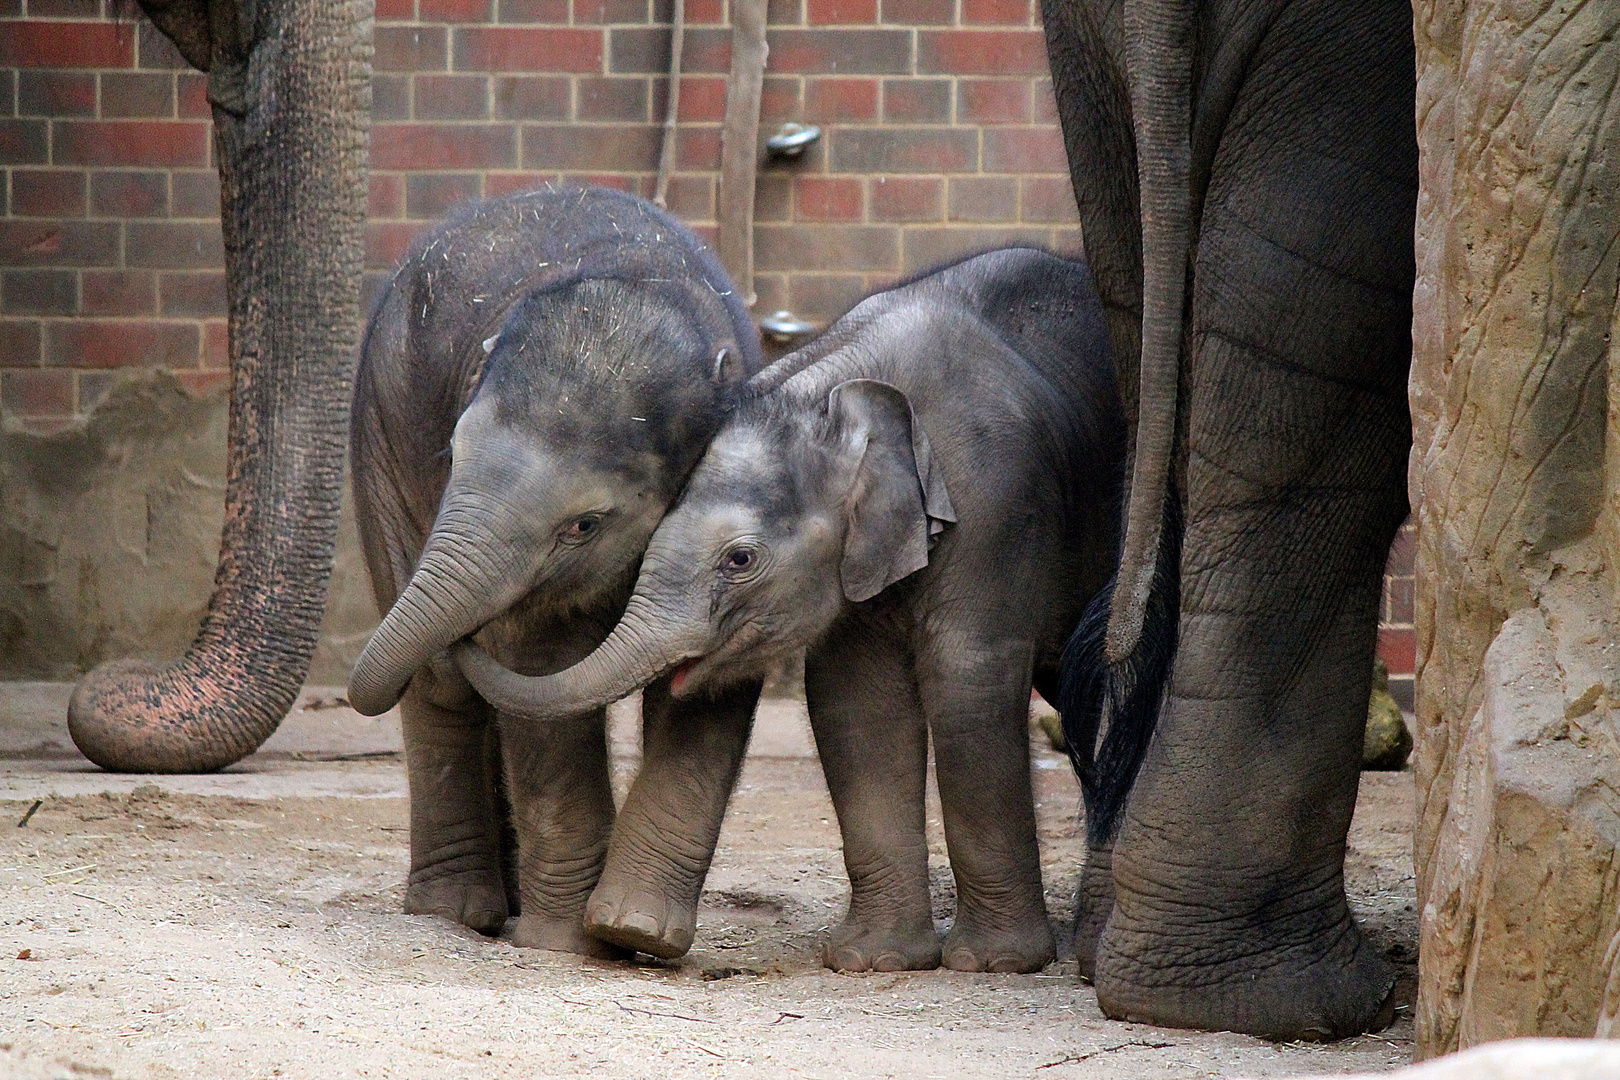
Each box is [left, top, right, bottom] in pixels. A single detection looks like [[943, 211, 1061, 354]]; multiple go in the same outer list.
[[0, 0, 1416, 690]]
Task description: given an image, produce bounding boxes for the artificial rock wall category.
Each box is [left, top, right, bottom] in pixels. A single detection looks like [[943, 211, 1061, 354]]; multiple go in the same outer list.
[[1410, 0, 1620, 1058]]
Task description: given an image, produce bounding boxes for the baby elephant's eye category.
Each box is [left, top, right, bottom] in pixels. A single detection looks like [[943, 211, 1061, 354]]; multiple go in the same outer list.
[[561, 516, 600, 543], [723, 546, 756, 571]]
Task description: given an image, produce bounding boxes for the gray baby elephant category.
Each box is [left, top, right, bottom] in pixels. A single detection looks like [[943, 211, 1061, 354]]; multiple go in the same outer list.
[[457, 248, 1125, 972]]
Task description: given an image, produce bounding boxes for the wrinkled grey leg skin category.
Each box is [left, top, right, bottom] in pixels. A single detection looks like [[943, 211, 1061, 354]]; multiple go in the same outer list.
[[806, 620, 941, 973], [919, 635, 1056, 974], [584, 676, 761, 959], [399, 677, 509, 937], [1071, 843, 1113, 981], [495, 706, 626, 958]]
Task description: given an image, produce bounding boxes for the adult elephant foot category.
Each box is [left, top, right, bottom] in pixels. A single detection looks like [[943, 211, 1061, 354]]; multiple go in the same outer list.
[[512, 910, 632, 960], [405, 865, 508, 938], [822, 916, 941, 972], [941, 916, 1055, 974], [1093, 907, 1395, 1040], [583, 877, 696, 960], [1070, 844, 1114, 980]]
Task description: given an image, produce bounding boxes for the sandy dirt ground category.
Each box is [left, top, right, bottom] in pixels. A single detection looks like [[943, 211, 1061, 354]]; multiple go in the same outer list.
[[0, 684, 1417, 1079]]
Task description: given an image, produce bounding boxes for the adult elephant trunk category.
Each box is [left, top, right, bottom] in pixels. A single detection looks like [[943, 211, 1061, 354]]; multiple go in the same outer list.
[[452, 595, 703, 722], [1105, 0, 1192, 664], [347, 483, 548, 718], [67, 0, 371, 773]]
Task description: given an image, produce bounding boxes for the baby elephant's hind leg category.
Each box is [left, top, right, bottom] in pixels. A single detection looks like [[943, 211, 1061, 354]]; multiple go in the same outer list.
[[807, 622, 942, 973]]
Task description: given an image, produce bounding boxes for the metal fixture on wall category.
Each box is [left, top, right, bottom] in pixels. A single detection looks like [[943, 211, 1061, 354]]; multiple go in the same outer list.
[[759, 311, 816, 344], [765, 123, 821, 160]]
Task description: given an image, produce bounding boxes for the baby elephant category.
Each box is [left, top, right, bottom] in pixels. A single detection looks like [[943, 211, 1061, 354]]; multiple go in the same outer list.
[[457, 248, 1124, 972]]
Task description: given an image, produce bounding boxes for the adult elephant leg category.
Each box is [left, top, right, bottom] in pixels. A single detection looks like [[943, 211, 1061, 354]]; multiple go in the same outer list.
[[1093, 0, 1416, 1039], [67, 0, 370, 772], [807, 616, 939, 973], [400, 678, 510, 936], [585, 675, 761, 959], [919, 632, 1055, 974]]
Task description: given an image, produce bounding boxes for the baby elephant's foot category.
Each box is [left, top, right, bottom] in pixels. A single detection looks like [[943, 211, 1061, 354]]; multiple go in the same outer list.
[[404, 871, 508, 937], [822, 918, 941, 972], [511, 913, 631, 961], [941, 917, 1056, 974], [584, 882, 696, 960]]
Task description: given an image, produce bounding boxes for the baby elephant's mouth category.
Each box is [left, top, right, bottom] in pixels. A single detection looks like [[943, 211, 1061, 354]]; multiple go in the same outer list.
[[669, 658, 699, 696]]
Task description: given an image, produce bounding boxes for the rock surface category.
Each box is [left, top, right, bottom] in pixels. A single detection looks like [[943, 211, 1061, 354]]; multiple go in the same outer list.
[[1409, 0, 1620, 1059], [1238, 1038, 1620, 1080]]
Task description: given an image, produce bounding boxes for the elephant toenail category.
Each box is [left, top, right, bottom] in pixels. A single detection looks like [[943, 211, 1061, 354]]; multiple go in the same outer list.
[[619, 912, 660, 937], [872, 952, 906, 972]]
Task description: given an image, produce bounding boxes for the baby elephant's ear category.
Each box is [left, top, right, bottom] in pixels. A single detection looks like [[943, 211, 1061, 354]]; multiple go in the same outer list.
[[827, 379, 956, 603]]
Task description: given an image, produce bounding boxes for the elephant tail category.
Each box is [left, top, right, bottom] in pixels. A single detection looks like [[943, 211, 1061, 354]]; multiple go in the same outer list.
[[1059, 488, 1180, 847]]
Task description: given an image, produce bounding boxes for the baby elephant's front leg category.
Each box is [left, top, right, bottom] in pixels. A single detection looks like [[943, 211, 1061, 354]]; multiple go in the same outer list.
[[584, 676, 761, 959], [920, 636, 1055, 973]]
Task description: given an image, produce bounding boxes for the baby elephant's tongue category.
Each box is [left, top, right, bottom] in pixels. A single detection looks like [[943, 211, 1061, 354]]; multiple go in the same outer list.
[[669, 659, 698, 696]]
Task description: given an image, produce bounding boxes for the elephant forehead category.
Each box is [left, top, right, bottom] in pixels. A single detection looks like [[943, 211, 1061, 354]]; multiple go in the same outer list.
[[686, 423, 819, 522]]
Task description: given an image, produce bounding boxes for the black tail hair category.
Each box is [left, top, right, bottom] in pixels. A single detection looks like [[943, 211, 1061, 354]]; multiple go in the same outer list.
[[1058, 488, 1181, 847]]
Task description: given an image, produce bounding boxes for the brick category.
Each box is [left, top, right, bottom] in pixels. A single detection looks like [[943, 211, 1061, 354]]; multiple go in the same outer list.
[[54, 120, 210, 168], [805, 77, 878, 123], [177, 72, 210, 118], [559, 171, 637, 193], [0, 22, 135, 68], [376, 26, 448, 72], [372, 123, 517, 170], [17, 71, 96, 117], [406, 172, 483, 218], [1048, 225, 1082, 253], [455, 27, 603, 73], [880, 0, 951, 25], [962, 0, 1030, 24], [766, 0, 803, 25], [681, 0, 725, 23], [376, 0, 416, 19], [91, 170, 169, 217], [0, 71, 14, 117], [830, 127, 976, 173], [369, 173, 406, 219], [421, 0, 493, 20], [482, 171, 558, 197], [45, 319, 201, 369], [1, 367, 74, 416], [497, 0, 570, 21], [125, 221, 225, 269], [610, 27, 729, 74], [101, 72, 175, 118], [201, 319, 228, 367], [11, 169, 87, 217], [869, 175, 941, 221], [754, 224, 896, 272], [28, 0, 101, 16], [917, 30, 1049, 76], [1020, 175, 1077, 223], [807, 0, 875, 24], [1383, 575, 1415, 626], [1, 269, 77, 315], [159, 270, 227, 316], [176, 369, 231, 395], [760, 76, 802, 123], [575, 0, 647, 23], [81, 269, 157, 315], [1033, 77, 1059, 123], [674, 124, 720, 170], [795, 175, 862, 221], [900, 224, 1048, 271], [789, 273, 866, 321], [372, 74, 411, 121], [577, 77, 649, 122], [982, 125, 1066, 171], [661, 173, 713, 221], [882, 79, 951, 123], [522, 122, 658, 171], [136, 21, 191, 70], [0, 221, 120, 266], [753, 175, 792, 222], [1376, 625, 1415, 676], [415, 74, 490, 119], [767, 29, 910, 74], [361, 271, 392, 315], [948, 175, 1018, 222], [494, 75, 570, 120], [170, 170, 221, 217], [752, 273, 788, 314], [958, 78, 1030, 124], [0, 0, 17, 15], [654, 75, 727, 124], [0, 119, 47, 165], [0, 320, 43, 365], [77, 371, 116, 413], [367, 221, 423, 268]]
